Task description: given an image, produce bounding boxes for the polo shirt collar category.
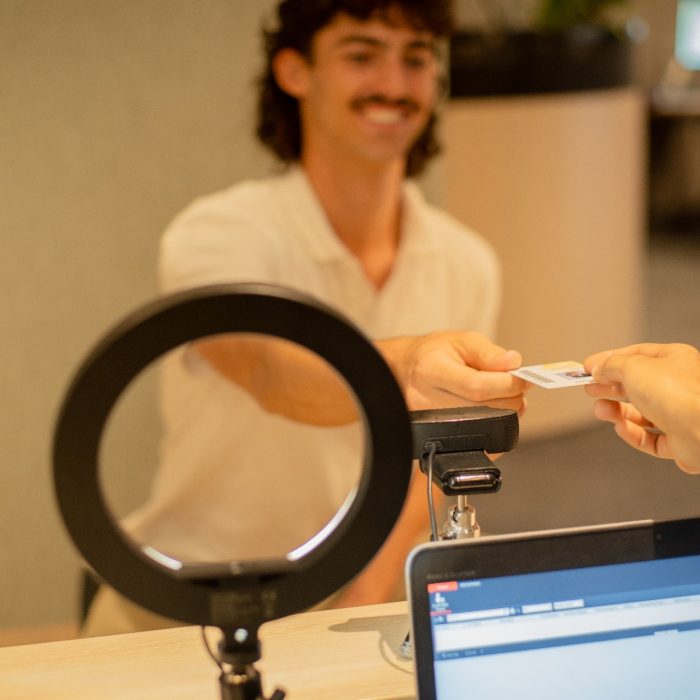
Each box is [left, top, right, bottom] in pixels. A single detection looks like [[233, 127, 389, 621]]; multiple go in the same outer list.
[[279, 165, 441, 264]]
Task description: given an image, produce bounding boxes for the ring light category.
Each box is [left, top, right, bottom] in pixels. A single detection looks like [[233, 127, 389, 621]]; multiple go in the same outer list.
[[52, 283, 413, 632]]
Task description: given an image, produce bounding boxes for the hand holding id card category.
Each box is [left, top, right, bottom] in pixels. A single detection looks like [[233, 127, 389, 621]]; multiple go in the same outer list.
[[512, 360, 665, 434]]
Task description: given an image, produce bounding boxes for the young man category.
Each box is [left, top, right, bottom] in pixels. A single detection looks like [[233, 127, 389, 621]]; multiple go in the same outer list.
[[83, 0, 527, 635]]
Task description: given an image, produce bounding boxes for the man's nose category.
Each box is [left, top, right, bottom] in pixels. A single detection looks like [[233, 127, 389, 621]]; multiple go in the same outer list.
[[374, 56, 411, 99]]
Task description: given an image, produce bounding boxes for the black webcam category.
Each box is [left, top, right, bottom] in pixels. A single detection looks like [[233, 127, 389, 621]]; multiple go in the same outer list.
[[410, 406, 519, 496]]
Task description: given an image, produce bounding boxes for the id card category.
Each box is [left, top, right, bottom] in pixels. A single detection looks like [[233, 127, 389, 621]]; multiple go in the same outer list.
[[511, 361, 593, 389]]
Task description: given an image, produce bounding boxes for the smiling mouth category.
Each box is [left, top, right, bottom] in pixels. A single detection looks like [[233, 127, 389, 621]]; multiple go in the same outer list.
[[351, 97, 420, 126], [363, 106, 406, 125]]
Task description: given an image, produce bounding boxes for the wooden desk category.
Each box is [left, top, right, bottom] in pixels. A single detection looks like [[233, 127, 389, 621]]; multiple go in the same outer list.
[[0, 601, 416, 700]]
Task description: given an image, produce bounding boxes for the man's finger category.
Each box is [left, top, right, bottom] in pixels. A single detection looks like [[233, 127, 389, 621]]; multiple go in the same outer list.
[[436, 360, 527, 403], [454, 334, 522, 372]]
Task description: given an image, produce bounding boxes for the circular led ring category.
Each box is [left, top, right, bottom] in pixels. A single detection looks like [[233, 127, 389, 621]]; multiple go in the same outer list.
[[53, 283, 413, 627]]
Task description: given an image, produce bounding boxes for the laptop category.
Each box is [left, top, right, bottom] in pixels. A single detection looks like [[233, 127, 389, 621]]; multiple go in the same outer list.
[[407, 517, 700, 700]]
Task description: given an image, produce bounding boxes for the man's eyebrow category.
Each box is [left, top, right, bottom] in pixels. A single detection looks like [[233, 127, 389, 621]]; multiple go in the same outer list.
[[406, 38, 436, 52], [334, 35, 386, 49], [333, 35, 436, 52]]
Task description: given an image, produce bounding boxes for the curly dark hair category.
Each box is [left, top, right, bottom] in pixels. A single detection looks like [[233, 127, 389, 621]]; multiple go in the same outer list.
[[256, 0, 455, 177]]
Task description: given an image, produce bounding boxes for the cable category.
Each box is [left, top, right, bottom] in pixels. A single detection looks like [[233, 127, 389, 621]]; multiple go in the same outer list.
[[424, 442, 439, 541], [400, 442, 439, 661], [201, 626, 224, 671]]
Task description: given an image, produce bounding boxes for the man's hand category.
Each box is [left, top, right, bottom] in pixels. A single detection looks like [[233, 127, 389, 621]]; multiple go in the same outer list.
[[378, 331, 528, 414], [584, 343, 700, 474]]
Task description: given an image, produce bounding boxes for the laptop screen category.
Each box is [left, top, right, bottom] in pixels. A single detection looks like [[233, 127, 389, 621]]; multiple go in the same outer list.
[[408, 518, 700, 700], [676, 0, 700, 70]]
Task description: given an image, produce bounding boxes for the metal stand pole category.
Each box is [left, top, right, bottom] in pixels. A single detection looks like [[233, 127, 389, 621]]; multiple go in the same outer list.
[[441, 494, 481, 540], [202, 627, 286, 700]]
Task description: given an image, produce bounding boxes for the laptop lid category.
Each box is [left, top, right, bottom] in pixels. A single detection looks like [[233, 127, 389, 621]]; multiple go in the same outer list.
[[407, 517, 700, 700]]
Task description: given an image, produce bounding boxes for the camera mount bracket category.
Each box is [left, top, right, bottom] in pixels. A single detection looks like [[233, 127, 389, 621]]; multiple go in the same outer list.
[[423, 449, 502, 540], [410, 405, 519, 540]]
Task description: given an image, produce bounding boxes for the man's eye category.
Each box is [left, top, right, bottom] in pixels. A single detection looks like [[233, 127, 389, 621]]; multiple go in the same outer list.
[[346, 52, 372, 65], [405, 54, 430, 69]]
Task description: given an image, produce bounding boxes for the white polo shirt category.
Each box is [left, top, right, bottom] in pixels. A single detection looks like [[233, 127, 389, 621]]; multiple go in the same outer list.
[[125, 166, 500, 563]]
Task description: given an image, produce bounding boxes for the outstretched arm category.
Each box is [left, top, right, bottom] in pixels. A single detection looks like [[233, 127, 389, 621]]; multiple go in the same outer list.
[[196, 330, 528, 426], [196, 334, 360, 426], [584, 343, 700, 474]]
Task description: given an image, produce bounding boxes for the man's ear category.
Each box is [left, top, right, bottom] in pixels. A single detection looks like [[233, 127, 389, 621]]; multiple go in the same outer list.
[[272, 48, 311, 98]]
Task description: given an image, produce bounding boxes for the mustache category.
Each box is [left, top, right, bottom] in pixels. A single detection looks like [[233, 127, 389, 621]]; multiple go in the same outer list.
[[350, 95, 420, 112]]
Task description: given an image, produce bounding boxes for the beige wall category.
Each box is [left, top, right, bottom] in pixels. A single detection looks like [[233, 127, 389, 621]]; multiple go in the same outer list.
[[0, 0, 276, 634]]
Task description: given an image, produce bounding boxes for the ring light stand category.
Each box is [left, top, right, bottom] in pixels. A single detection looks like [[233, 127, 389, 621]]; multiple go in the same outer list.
[[53, 284, 413, 700]]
